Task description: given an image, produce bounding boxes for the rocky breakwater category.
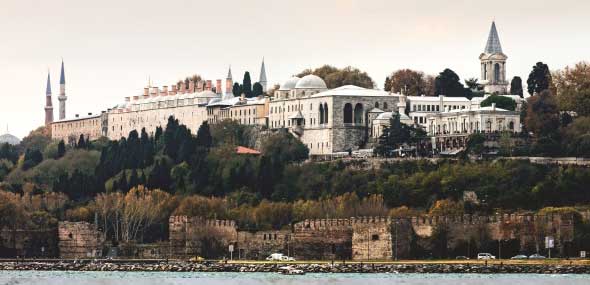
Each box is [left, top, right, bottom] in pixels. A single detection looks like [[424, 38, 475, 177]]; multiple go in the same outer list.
[[0, 261, 589, 274]]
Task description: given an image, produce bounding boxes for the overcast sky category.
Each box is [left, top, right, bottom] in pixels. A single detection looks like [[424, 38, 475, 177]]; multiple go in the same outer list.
[[1, 0, 589, 138]]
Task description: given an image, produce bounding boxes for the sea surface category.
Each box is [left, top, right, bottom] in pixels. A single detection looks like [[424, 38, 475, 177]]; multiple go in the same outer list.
[[1, 271, 589, 285]]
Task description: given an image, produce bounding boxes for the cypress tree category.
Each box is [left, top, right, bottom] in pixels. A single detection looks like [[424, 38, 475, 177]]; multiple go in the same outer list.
[[196, 121, 213, 149], [242, 71, 252, 97], [253, 82, 263, 97], [232, 82, 242, 97], [57, 140, 66, 158]]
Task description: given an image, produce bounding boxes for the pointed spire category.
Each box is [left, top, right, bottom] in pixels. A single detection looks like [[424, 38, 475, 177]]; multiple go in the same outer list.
[[259, 58, 267, 82], [59, 59, 66, 85], [46, 72, 52, 95], [484, 21, 503, 54], [227, 65, 232, 80]]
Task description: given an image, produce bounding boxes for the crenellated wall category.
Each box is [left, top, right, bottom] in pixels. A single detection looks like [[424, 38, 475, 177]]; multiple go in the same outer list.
[[169, 216, 238, 258], [169, 214, 576, 260]]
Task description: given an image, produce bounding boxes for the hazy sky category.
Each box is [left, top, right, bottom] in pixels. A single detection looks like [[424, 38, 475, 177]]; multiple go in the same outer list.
[[1, 0, 589, 138]]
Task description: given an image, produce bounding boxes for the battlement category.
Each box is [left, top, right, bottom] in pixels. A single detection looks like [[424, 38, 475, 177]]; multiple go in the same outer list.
[[291, 213, 574, 231], [169, 216, 236, 228]]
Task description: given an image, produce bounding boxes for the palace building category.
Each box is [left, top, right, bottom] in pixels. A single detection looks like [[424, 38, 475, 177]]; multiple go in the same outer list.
[[49, 21, 523, 155]]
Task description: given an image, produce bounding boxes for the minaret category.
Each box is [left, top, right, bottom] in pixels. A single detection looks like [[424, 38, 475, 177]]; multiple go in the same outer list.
[[58, 60, 67, 120], [479, 21, 508, 94], [44, 72, 54, 127], [226, 65, 233, 95], [259, 58, 267, 92]]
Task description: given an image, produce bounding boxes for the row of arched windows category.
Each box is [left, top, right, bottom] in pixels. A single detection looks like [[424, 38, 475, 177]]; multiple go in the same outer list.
[[343, 103, 364, 124]]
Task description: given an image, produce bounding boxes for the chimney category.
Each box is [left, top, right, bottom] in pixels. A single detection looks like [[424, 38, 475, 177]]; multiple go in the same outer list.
[[143, 87, 149, 96], [196, 80, 203, 92], [132, 95, 139, 101], [179, 82, 186, 94], [492, 102, 496, 111], [206, 80, 212, 91], [162, 86, 169, 95], [189, 80, 195, 93], [125, 96, 131, 102], [171, 85, 177, 95], [216, 79, 222, 95]]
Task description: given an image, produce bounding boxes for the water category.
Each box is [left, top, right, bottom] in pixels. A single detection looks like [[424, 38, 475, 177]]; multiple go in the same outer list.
[[1, 271, 589, 285]]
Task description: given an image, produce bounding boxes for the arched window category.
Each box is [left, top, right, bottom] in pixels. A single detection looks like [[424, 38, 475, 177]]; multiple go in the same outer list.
[[354, 103, 363, 124], [375, 102, 379, 108], [486, 120, 492, 132], [343, 103, 353, 124], [483, 63, 487, 80], [494, 63, 501, 82], [508, 121, 514, 130], [319, 104, 324, 124], [324, 103, 329, 124], [383, 102, 388, 110]]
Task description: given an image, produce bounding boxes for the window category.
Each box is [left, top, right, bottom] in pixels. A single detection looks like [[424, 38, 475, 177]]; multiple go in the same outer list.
[[343, 103, 353, 124], [371, 234, 379, 241], [494, 63, 501, 82], [375, 102, 379, 108], [353, 103, 363, 124], [324, 103, 328, 124], [319, 104, 324, 124]]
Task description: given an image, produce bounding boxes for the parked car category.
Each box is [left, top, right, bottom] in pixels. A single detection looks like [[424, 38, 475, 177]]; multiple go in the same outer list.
[[280, 255, 296, 261], [266, 253, 285, 261], [477, 253, 496, 260], [510, 255, 528, 259], [528, 254, 546, 259], [455, 256, 470, 260]]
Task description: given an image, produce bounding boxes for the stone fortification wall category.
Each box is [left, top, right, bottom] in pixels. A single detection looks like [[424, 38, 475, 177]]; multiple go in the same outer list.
[[170, 214, 575, 260], [291, 219, 352, 260], [169, 216, 237, 258], [0, 228, 57, 258], [58, 221, 104, 259], [236, 230, 291, 260]]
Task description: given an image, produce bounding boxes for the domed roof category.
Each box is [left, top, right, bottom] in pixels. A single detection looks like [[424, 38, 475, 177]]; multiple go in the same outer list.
[[279, 77, 300, 91], [208, 98, 222, 105], [0, 133, 20, 145], [376, 112, 393, 120], [295, 74, 327, 89]]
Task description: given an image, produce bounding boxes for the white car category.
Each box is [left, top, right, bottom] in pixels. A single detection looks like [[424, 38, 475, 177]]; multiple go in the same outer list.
[[477, 253, 496, 260]]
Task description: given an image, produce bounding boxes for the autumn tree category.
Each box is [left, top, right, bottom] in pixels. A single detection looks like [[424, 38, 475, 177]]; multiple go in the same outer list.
[[525, 90, 561, 155], [297, 65, 375, 89], [384, 69, 428, 95], [553, 61, 590, 116]]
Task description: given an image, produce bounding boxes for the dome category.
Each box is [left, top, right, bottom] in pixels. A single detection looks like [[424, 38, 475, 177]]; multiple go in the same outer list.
[[294, 74, 327, 89], [279, 77, 300, 91], [376, 112, 393, 120], [208, 98, 221, 105], [0, 133, 20, 145]]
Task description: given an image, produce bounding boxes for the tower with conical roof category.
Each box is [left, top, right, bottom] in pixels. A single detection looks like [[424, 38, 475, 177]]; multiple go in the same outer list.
[[259, 58, 267, 92], [479, 21, 508, 94], [58, 60, 67, 120], [44, 72, 54, 126]]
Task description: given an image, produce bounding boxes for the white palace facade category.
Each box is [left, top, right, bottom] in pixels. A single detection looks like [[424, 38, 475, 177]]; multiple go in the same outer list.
[[50, 21, 523, 155]]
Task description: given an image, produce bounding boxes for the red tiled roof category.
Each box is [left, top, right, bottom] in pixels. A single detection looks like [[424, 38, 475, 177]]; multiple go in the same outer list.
[[235, 146, 261, 155]]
